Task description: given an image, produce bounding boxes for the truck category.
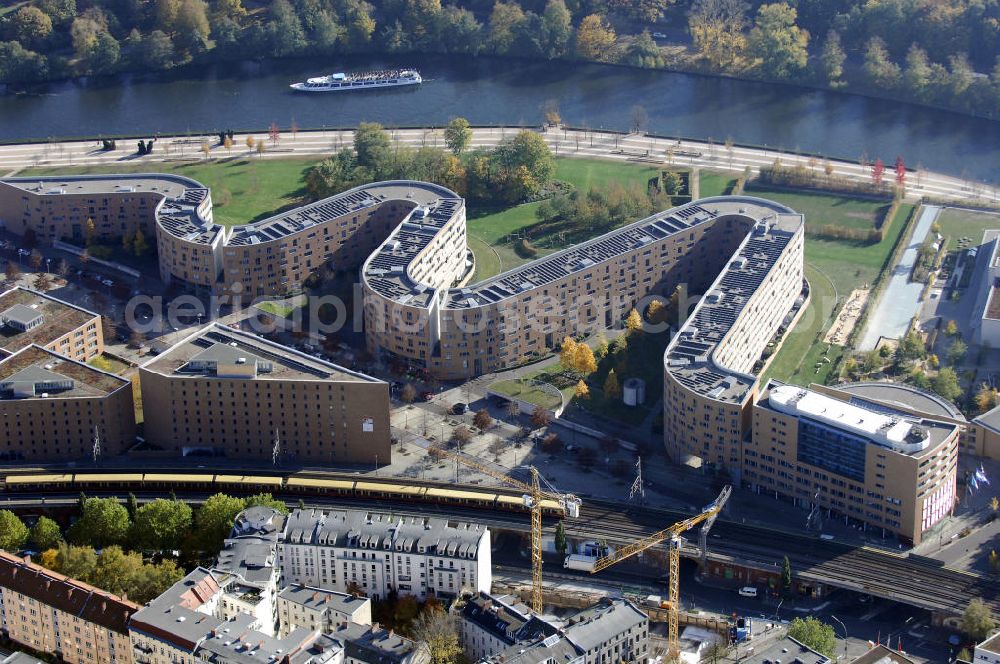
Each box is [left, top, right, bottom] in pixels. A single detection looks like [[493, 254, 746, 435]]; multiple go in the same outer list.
[[563, 554, 598, 572]]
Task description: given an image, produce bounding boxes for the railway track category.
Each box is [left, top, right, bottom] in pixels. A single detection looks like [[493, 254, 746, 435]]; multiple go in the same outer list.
[[2, 467, 995, 616]]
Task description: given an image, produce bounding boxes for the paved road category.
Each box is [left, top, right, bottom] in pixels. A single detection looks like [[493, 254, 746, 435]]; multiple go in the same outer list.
[[858, 205, 941, 349], [1, 127, 997, 205]]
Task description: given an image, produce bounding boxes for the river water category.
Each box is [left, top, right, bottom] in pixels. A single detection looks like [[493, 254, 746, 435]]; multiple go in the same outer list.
[[3, 54, 999, 182]]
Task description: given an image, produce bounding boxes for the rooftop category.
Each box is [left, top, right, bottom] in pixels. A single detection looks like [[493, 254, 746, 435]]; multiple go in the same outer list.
[[562, 598, 647, 653], [740, 635, 830, 664], [0, 345, 129, 399], [978, 632, 1000, 656], [129, 567, 225, 651], [480, 633, 582, 664], [198, 613, 342, 664], [281, 508, 487, 557], [0, 551, 138, 636], [0, 287, 98, 356], [2, 174, 217, 245], [848, 644, 917, 664], [141, 323, 383, 383], [765, 383, 957, 455], [829, 381, 966, 422], [330, 621, 429, 664], [461, 593, 557, 646], [279, 584, 370, 616], [664, 198, 803, 403]]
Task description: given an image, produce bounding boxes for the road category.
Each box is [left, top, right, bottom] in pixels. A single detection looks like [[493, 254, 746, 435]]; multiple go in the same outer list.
[[0, 127, 997, 206]]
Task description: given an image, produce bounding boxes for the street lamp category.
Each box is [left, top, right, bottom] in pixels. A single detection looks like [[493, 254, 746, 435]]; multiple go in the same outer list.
[[830, 615, 848, 661]]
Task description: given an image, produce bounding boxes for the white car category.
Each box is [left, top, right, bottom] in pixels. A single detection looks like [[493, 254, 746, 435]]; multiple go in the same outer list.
[[652, 31, 666, 39]]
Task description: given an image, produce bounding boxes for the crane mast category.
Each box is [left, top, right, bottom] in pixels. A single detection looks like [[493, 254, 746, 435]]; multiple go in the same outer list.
[[427, 445, 580, 613]]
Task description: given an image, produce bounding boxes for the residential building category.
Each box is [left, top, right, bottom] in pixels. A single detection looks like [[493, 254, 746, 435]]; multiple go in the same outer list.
[[0, 287, 103, 363], [849, 644, 917, 664], [0, 344, 136, 461], [456, 593, 556, 662], [197, 613, 344, 664], [0, 551, 138, 664], [138, 324, 389, 464], [328, 622, 430, 664], [739, 635, 830, 664], [975, 632, 1000, 664], [749, 381, 960, 545], [279, 508, 491, 601], [277, 585, 372, 637]]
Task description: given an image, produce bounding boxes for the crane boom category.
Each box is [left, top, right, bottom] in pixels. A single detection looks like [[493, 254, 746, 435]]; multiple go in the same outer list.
[[427, 444, 581, 613], [586, 486, 731, 655]]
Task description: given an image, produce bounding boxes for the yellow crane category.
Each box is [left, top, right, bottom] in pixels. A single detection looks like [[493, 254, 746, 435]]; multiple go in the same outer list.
[[585, 486, 732, 655], [427, 445, 581, 612]]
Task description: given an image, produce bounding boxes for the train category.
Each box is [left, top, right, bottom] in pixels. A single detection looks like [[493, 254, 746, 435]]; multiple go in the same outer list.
[[0, 468, 566, 516]]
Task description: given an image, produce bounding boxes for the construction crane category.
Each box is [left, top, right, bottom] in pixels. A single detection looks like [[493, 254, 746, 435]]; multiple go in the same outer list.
[[585, 486, 732, 655], [427, 445, 581, 612]]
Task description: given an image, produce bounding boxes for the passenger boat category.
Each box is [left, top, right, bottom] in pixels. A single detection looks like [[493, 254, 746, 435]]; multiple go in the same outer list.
[[290, 69, 422, 92]]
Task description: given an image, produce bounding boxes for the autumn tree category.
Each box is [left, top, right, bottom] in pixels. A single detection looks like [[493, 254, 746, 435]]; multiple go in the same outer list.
[[575, 14, 616, 62], [530, 405, 551, 428], [473, 408, 493, 430], [689, 0, 749, 70], [412, 606, 462, 664], [871, 158, 885, 186], [560, 336, 579, 371], [245, 135, 256, 152], [962, 598, 996, 641], [818, 31, 845, 87], [451, 424, 472, 448], [401, 383, 417, 403], [976, 384, 999, 412], [574, 343, 597, 374], [575, 379, 590, 400], [604, 369, 622, 400], [625, 308, 643, 334], [646, 299, 667, 325]]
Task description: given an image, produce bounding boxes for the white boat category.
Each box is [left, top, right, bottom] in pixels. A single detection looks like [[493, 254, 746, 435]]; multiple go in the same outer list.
[[290, 69, 422, 92]]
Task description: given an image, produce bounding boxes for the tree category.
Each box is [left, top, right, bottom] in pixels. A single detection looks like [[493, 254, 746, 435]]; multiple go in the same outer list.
[[574, 343, 598, 374], [575, 379, 590, 400], [540, 0, 572, 59], [903, 45, 932, 99], [554, 521, 567, 556], [505, 400, 520, 420], [962, 598, 996, 641], [0, 41, 49, 83], [131, 498, 193, 551], [353, 122, 393, 175], [945, 319, 959, 337], [412, 607, 461, 664], [132, 227, 149, 256], [256, 141, 266, 157], [625, 30, 665, 68], [575, 14, 616, 62], [688, 0, 749, 70], [29, 516, 62, 551], [194, 493, 246, 552], [244, 493, 287, 513], [68, 498, 130, 548], [32, 273, 52, 291], [530, 405, 551, 429], [604, 369, 622, 400], [138, 30, 175, 69], [473, 408, 493, 430], [646, 299, 667, 324], [451, 425, 473, 448], [863, 37, 901, 89], [787, 617, 836, 658], [89, 546, 143, 597], [401, 384, 417, 403], [487, 1, 525, 54], [5, 261, 20, 283], [747, 3, 809, 79], [0, 510, 29, 551], [818, 30, 845, 87], [781, 555, 792, 591], [947, 339, 968, 365], [53, 542, 97, 580], [871, 158, 885, 187], [932, 367, 962, 402], [560, 336, 579, 371], [444, 117, 472, 155], [10, 6, 54, 49], [625, 308, 642, 334]]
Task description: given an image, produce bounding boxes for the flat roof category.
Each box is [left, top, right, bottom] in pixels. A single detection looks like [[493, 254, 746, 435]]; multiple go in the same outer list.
[[741, 635, 830, 664], [141, 323, 383, 383], [0, 345, 129, 398], [0, 287, 98, 355], [763, 382, 957, 455], [830, 381, 965, 421], [848, 644, 917, 664], [978, 632, 1000, 656]]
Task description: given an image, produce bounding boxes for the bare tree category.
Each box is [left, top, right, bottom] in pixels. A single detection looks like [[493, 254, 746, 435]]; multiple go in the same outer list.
[[401, 384, 417, 403]]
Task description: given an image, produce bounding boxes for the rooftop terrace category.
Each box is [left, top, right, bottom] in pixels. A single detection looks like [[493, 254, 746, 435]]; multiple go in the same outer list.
[[0, 345, 129, 398]]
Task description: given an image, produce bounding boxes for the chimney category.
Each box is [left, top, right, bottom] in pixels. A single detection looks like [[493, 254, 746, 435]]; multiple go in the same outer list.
[[22, 554, 31, 564], [122, 592, 128, 602]]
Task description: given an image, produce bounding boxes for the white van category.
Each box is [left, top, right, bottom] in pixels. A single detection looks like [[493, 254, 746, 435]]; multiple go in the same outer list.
[[738, 586, 758, 598]]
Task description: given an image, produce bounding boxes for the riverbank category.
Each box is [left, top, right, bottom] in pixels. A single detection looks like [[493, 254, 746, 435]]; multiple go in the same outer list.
[[1, 56, 999, 183]]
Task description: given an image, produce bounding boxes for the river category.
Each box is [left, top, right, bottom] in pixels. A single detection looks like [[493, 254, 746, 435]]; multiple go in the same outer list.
[[3, 54, 999, 182]]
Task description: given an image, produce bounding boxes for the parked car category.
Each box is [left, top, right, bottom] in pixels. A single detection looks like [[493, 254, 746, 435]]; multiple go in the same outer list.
[[420, 391, 434, 402], [452, 402, 468, 415], [652, 31, 666, 38]]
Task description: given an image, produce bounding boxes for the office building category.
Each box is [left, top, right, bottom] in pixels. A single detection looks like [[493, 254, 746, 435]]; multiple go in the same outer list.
[[0, 287, 103, 363]]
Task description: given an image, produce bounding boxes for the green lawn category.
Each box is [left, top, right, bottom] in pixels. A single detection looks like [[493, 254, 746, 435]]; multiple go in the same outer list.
[[746, 184, 891, 232], [468, 235, 502, 283], [256, 300, 300, 318], [935, 207, 1000, 252], [699, 171, 738, 198], [22, 156, 321, 227], [88, 354, 132, 374], [490, 378, 564, 411], [552, 159, 660, 191]]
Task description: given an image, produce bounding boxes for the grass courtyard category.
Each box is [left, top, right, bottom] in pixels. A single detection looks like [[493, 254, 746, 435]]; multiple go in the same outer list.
[[935, 207, 1000, 256]]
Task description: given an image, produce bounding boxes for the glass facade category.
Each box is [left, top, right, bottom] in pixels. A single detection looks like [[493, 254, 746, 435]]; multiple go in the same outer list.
[[797, 417, 867, 482]]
